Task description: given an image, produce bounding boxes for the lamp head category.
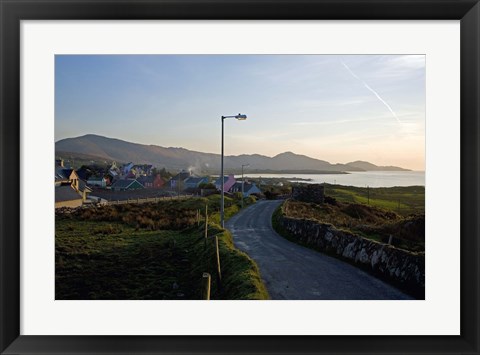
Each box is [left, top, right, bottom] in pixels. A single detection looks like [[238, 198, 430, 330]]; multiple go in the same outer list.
[[235, 114, 247, 120]]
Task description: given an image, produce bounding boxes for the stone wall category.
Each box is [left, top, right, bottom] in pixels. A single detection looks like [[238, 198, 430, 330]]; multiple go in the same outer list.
[[277, 211, 425, 298], [292, 184, 324, 204]]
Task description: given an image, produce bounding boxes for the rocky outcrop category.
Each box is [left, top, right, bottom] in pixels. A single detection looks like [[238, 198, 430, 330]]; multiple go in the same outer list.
[[278, 213, 425, 298]]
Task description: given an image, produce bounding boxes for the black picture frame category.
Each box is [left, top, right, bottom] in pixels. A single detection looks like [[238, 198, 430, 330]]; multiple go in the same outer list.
[[1, 1, 479, 354]]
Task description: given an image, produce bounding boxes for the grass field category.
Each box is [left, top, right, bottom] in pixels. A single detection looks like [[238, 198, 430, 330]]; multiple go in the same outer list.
[[277, 184, 425, 252], [323, 184, 424, 216], [55, 195, 268, 300], [282, 198, 424, 252]]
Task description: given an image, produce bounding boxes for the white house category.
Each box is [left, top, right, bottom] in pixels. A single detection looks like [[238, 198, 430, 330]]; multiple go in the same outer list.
[[87, 176, 107, 188]]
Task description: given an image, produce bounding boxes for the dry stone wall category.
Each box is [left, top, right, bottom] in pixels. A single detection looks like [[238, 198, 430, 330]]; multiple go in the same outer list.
[[278, 213, 425, 298], [292, 184, 324, 204]]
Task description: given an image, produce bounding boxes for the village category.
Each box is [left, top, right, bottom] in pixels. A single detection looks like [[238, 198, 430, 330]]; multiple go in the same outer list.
[[54, 158, 265, 209]]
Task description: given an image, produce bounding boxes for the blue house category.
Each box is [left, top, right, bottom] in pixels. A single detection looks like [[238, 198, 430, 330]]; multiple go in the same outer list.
[[111, 179, 144, 191], [229, 181, 262, 197], [214, 174, 236, 193], [184, 176, 209, 189], [169, 170, 192, 189], [122, 162, 134, 175]]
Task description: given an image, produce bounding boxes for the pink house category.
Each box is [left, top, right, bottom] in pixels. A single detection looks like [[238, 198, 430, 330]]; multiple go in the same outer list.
[[214, 174, 236, 193]]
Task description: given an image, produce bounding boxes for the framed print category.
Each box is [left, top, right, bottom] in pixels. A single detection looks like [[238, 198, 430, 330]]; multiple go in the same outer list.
[[1, 0, 479, 354]]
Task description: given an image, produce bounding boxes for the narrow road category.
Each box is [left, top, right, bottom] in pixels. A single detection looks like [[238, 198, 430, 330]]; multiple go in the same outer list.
[[226, 200, 412, 300]]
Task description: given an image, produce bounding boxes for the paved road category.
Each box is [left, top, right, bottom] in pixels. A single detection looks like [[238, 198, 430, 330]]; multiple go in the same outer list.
[[226, 200, 412, 300]]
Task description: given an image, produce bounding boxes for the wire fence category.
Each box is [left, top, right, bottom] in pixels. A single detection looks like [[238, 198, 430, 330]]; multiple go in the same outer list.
[[105, 194, 195, 205]]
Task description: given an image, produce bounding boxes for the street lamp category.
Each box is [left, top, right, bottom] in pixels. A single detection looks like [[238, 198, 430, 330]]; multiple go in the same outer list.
[[241, 164, 250, 209], [220, 113, 247, 228]]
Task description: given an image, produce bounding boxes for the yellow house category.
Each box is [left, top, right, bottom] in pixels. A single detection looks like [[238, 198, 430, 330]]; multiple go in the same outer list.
[[55, 166, 91, 208], [55, 184, 83, 208]]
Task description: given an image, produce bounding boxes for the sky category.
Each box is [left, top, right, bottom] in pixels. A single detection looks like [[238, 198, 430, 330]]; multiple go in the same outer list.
[[55, 55, 425, 170]]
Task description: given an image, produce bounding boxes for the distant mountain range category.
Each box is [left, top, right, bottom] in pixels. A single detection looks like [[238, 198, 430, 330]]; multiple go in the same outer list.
[[55, 134, 410, 174]]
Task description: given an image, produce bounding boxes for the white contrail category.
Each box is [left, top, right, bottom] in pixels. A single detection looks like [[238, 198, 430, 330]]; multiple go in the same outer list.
[[341, 61, 401, 124]]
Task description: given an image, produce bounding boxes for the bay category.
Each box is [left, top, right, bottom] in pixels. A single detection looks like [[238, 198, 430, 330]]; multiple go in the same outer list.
[[243, 171, 425, 188]]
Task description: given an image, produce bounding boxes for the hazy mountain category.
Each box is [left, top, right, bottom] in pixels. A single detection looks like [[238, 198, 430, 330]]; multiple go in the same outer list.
[[346, 160, 409, 172], [55, 134, 410, 173]]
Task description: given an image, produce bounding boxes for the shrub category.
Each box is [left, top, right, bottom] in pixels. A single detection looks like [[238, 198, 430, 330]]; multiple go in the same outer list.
[[245, 195, 257, 205], [233, 192, 243, 201], [93, 224, 122, 235]]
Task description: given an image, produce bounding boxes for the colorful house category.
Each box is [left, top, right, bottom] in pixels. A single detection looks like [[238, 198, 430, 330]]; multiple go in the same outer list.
[[122, 162, 134, 175], [110, 179, 144, 191], [109, 161, 120, 178], [55, 184, 84, 208], [184, 176, 209, 189], [229, 181, 262, 197], [55, 164, 91, 208], [87, 176, 107, 188], [137, 174, 165, 189], [125, 171, 136, 179], [55, 167, 83, 193], [214, 174, 236, 193], [132, 164, 153, 177], [169, 170, 192, 189]]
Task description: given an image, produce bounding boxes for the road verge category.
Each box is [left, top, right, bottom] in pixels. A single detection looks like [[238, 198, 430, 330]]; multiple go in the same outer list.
[[272, 201, 425, 299]]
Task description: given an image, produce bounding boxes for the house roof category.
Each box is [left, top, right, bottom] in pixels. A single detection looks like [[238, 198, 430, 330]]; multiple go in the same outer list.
[[111, 179, 144, 189], [55, 185, 82, 202], [87, 176, 105, 181], [55, 167, 74, 180], [184, 176, 207, 184], [137, 175, 154, 184], [214, 176, 234, 185], [133, 164, 153, 169], [75, 167, 89, 180], [230, 182, 257, 192], [172, 171, 192, 181], [78, 180, 92, 193]]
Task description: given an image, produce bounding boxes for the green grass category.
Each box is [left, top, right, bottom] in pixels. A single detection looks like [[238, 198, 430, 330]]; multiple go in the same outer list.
[[214, 230, 269, 300], [280, 197, 424, 252], [55, 195, 268, 300], [324, 184, 424, 216]]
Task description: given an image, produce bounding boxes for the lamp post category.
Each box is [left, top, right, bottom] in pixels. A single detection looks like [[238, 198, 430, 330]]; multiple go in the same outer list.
[[220, 113, 247, 228], [241, 164, 249, 209]]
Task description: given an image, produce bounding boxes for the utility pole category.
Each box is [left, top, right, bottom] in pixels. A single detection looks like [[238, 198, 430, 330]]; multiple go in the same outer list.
[[241, 164, 249, 209]]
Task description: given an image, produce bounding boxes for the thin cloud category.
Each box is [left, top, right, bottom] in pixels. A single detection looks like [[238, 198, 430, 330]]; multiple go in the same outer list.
[[341, 61, 401, 124], [291, 116, 385, 126]]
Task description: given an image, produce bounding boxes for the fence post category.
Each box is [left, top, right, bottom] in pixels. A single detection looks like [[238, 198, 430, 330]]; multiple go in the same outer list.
[[215, 235, 222, 284], [204, 204, 208, 249], [202, 273, 211, 300], [204, 205, 208, 239]]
